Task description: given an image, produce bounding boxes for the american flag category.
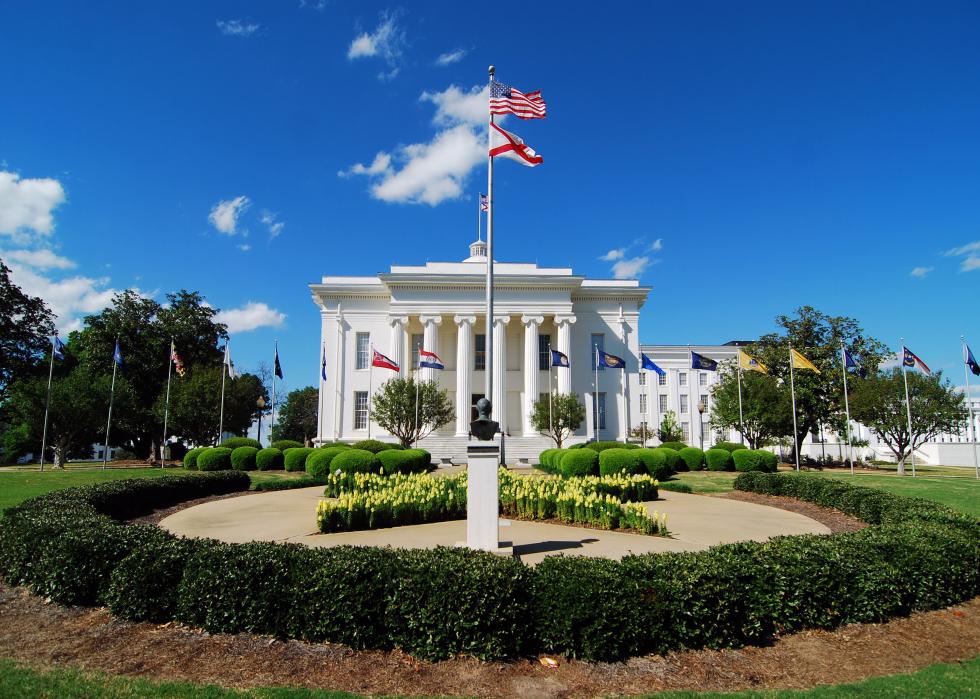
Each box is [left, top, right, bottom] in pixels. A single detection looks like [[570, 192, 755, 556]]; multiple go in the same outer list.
[[480, 193, 488, 212], [490, 81, 546, 120]]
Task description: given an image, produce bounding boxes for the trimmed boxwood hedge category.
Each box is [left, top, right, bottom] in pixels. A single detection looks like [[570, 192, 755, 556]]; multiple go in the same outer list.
[[659, 441, 687, 452], [657, 447, 683, 473], [584, 441, 637, 453], [197, 447, 232, 471], [635, 449, 671, 480], [732, 449, 777, 472], [332, 449, 382, 474], [559, 449, 598, 477], [678, 447, 705, 471], [256, 447, 284, 471], [598, 448, 642, 476], [283, 447, 314, 472], [183, 447, 206, 470], [0, 471, 976, 662], [221, 437, 262, 450], [271, 440, 304, 451], [714, 441, 747, 453], [537, 449, 558, 473], [231, 446, 259, 471], [306, 447, 348, 479], [377, 448, 432, 475], [705, 448, 734, 471], [351, 439, 401, 453]]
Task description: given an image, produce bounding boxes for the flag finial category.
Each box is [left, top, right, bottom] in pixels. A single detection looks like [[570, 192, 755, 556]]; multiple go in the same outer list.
[[488, 65, 495, 77]]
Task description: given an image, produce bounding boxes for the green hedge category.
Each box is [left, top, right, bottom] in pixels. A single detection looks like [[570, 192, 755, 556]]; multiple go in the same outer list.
[[635, 449, 671, 480], [306, 447, 347, 479], [220, 437, 261, 450], [538, 448, 558, 472], [714, 441, 747, 453], [271, 440, 304, 451], [705, 448, 734, 471], [182, 447, 206, 470], [733, 449, 777, 472], [197, 447, 232, 471], [759, 451, 779, 471], [256, 447, 284, 471], [283, 447, 314, 472], [351, 439, 401, 454], [585, 441, 636, 453], [559, 449, 598, 477], [378, 449, 431, 475], [230, 446, 259, 471], [598, 448, 642, 476], [332, 449, 381, 474], [659, 441, 687, 451], [678, 447, 705, 471], [657, 447, 683, 473]]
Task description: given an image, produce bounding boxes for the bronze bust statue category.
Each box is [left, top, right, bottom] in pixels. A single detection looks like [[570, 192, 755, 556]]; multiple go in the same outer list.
[[469, 397, 499, 441]]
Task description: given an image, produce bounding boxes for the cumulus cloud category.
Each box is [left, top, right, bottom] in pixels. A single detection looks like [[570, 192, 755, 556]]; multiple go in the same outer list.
[[217, 19, 259, 36], [338, 152, 392, 178], [649, 238, 663, 252], [208, 196, 250, 235], [943, 240, 980, 272], [0, 170, 66, 241], [963, 255, 980, 272], [909, 266, 934, 279], [420, 84, 489, 126], [214, 301, 285, 334], [260, 210, 284, 238], [435, 48, 467, 66], [612, 256, 650, 279], [237, 243, 251, 252], [599, 248, 625, 262], [347, 11, 405, 79], [6, 260, 122, 333], [2, 248, 75, 270]]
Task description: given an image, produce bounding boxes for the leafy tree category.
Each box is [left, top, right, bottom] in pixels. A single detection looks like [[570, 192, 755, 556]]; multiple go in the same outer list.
[[658, 410, 683, 443], [849, 368, 965, 474], [271, 387, 319, 446], [710, 366, 795, 448], [530, 393, 585, 448], [371, 377, 453, 447], [0, 260, 56, 400]]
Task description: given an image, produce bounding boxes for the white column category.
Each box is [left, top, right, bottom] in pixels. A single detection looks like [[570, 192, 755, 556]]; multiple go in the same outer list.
[[389, 315, 408, 377], [555, 314, 577, 394], [418, 314, 443, 383], [492, 316, 510, 431], [333, 306, 345, 441], [522, 315, 544, 435], [454, 315, 476, 436]]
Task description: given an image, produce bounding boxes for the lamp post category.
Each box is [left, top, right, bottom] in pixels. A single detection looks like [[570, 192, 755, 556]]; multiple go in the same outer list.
[[697, 400, 706, 451], [256, 396, 266, 445]]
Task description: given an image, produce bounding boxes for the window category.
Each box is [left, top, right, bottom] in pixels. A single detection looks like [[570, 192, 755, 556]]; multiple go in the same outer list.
[[591, 333, 605, 370], [659, 394, 668, 412], [681, 422, 690, 442], [592, 392, 607, 430], [701, 422, 710, 442], [354, 391, 368, 429], [538, 334, 551, 370], [638, 371, 646, 386], [639, 394, 647, 414], [474, 334, 486, 371], [700, 395, 709, 412], [699, 372, 708, 387], [355, 333, 370, 370], [680, 395, 689, 414], [411, 333, 423, 368], [678, 372, 687, 387], [658, 372, 667, 386]]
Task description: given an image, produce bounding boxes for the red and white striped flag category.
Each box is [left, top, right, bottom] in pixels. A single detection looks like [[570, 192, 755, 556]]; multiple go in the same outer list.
[[489, 123, 543, 167], [490, 81, 546, 120]]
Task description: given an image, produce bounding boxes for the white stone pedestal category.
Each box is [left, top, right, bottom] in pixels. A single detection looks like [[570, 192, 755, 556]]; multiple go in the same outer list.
[[466, 445, 501, 552]]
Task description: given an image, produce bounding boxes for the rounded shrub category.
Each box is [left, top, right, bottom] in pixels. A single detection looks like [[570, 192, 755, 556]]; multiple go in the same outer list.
[[559, 448, 598, 477], [271, 439, 304, 451], [714, 441, 747, 453], [548, 449, 569, 475], [401, 448, 432, 472], [758, 450, 779, 472], [197, 447, 233, 471], [599, 448, 643, 476], [307, 447, 348, 479], [377, 449, 414, 475], [660, 441, 687, 452], [678, 447, 705, 471], [352, 439, 400, 453], [255, 447, 284, 471], [183, 447, 206, 470], [538, 448, 558, 472], [331, 448, 382, 474], [705, 448, 735, 471], [732, 449, 769, 472], [320, 442, 351, 451], [230, 446, 259, 471], [656, 447, 683, 473], [636, 448, 670, 480], [220, 437, 261, 450], [567, 443, 587, 449], [585, 440, 629, 453], [283, 447, 315, 472]]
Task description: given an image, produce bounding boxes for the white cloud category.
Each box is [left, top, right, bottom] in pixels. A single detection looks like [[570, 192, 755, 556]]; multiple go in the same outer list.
[[347, 11, 404, 79], [214, 301, 285, 334], [260, 210, 284, 238], [2, 248, 75, 270], [649, 238, 663, 252], [208, 195, 250, 235], [6, 260, 123, 333], [237, 243, 251, 252], [612, 256, 650, 279], [217, 19, 259, 37], [943, 240, 980, 272], [420, 85, 489, 126], [0, 170, 66, 241], [944, 241, 980, 257], [339, 152, 392, 178], [962, 254, 980, 272], [599, 248, 625, 262], [909, 266, 934, 278], [435, 48, 467, 66]]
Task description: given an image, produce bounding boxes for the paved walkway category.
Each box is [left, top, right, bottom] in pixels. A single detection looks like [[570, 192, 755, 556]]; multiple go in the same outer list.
[[161, 487, 829, 564]]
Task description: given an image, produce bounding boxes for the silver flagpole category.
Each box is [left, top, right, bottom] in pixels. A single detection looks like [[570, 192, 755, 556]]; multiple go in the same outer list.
[[737, 361, 745, 445], [641, 370, 646, 446], [218, 344, 228, 443], [39, 338, 56, 471], [841, 341, 854, 475], [162, 339, 174, 465], [414, 342, 420, 446], [367, 345, 374, 440], [547, 342, 554, 439], [900, 339, 916, 477], [103, 340, 119, 470], [789, 345, 800, 471], [485, 66, 495, 411], [594, 345, 599, 440], [271, 340, 278, 446], [961, 336, 979, 480]]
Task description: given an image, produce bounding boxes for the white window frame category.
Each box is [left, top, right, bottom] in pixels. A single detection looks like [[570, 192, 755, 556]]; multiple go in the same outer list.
[[355, 333, 370, 370], [658, 372, 667, 386], [354, 391, 368, 429], [678, 372, 688, 387], [659, 394, 668, 412], [680, 394, 689, 414]]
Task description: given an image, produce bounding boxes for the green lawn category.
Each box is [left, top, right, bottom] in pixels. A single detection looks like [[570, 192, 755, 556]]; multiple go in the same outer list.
[[0, 655, 976, 698], [672, 470, 739, 493], [806, 470, 980, 517]]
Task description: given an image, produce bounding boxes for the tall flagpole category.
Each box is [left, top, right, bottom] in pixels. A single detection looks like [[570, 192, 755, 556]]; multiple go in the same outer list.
[[414, 342, 421, 446], [789, 345, 800, 471], [547, 342, 554, 439], [271, 340, 278, 445], [103, 340, 119, 470], [218, 345, 227, 443], [594, 344, 599, 440], [641, 371, 646, 446], [485, 66, 495, 407], [841, 341, 855, 475], [736, 363, 745, 445], [162, 338, 174, 464], [900, 339, 916, 477], [367, 345, 374, 439], [39, 339, 56, 472], [961, 336, 979, 480]]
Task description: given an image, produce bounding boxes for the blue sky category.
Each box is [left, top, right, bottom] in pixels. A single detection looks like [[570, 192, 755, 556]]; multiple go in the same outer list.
[[1, 1, 979, 393]]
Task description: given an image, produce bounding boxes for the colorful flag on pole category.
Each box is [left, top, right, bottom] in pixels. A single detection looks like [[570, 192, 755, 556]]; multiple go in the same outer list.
[[551, 349, 570, 368], [419, 349, 444, 370], [170, 343, 186, 377], [691, 351, 718, 371], [480, 193, 488, 212], [489, 123, 543, 166], [371, 349, 400, 372], [113, 341, 123, 367], [902, 346, 931, 375], [489, 81, 547, 120], [790, 349, 821, 373], [52, 335, 65, 361], [274, 347, 283, 379], [598, 350, 626, 369], [842, 348, 867, 378], [738, 349, 768, 374], [640, 352, 665, 376], [321, 345, 327, 381], [966, 344, 980, 377], [223, 343, 237, 379]]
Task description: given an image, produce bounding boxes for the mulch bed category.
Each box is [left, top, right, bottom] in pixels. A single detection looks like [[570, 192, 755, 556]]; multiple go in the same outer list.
[[0, 583, 977, 698], [719, 490, 868, 533]]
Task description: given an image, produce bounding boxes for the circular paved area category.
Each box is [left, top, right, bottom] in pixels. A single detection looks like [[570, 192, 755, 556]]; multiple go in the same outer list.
[[161, 487, 829, 565]]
